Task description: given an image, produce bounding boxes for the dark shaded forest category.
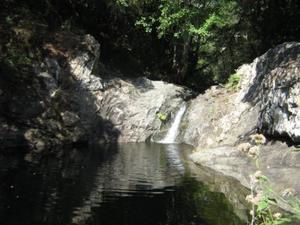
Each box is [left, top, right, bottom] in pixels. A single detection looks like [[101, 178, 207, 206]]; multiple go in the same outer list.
[[1, 0, 300, 91]]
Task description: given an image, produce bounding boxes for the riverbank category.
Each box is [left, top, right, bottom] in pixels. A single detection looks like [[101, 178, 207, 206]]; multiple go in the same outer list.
[[1, 29, 299, 220]]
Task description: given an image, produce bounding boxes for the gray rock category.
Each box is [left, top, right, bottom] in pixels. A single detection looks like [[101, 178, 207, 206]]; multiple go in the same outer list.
[[182, 42, 300, 147], [181, 85, 259, 148], [91, 77, 186, 142], [61, 111, 80, 127], [45, 58, 61, 81], [181, 43, 300, 204], [241, 42, 300, 142], [38, 72, 58, 96], [66, 36, 187, 143], [190, 143, 300, 211], [34, 140, 46, 153], [0, 32, 100, 149]]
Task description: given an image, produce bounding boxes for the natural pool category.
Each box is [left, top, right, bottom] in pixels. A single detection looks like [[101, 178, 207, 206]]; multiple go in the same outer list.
[[0, 143, 249, 225]]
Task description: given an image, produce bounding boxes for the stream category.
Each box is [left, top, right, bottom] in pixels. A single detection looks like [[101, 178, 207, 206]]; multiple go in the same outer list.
[[0, 143, 249, 225]]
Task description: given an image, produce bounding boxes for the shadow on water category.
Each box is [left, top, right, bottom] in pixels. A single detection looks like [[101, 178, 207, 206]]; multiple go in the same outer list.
[[0, 143, 246, 225]]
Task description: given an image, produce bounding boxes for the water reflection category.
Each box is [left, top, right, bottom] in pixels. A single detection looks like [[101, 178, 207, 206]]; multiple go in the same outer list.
[[71, 143, 185, 224], [0, 143, 245, 225]]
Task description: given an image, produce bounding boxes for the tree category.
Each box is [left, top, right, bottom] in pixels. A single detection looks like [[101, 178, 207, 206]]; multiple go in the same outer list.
[[133, 0, 241, 85]]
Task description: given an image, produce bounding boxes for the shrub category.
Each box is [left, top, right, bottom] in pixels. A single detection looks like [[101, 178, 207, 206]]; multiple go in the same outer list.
[[247, 170, 300, 224], [156, 112, 168, 121], [225, 73, 241, 91]]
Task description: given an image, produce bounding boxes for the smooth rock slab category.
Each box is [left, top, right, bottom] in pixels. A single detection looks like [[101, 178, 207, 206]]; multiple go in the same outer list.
[[190, 142, 300, 202]]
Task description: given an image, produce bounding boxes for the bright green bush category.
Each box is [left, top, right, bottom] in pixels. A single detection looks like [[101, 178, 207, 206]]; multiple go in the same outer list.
[[225, 73, 241, 91], [156, 112, 168, 121]]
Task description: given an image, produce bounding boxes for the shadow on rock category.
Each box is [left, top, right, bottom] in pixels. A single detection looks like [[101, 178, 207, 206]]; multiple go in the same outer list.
[[0, 31, 121, 153]]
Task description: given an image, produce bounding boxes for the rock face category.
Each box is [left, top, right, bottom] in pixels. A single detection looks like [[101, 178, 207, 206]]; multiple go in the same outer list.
[[0, 32, 99, 150], [181, 85, 259, 147], [66, 33, 187, 143], [96, 78, 186, 142], [191, 143, 300, 193], [185, 43, 300, 202], [251, 43, 300, 142], [190, 142, 300, 211], [182, 42, 300, 147], [0, 32, 187, 151]]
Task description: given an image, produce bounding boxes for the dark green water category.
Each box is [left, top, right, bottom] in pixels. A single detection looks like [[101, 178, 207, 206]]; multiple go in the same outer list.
[[0, 143, 246, 225]]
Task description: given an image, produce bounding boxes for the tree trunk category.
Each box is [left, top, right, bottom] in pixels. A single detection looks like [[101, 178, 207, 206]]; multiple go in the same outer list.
[[178, 35, 191, 83]]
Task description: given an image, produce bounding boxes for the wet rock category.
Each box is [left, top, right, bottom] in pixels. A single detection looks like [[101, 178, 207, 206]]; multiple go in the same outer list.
[[80, 74, 104, 91], [96, 78, 186, 142], [68, 35, 100, 80]]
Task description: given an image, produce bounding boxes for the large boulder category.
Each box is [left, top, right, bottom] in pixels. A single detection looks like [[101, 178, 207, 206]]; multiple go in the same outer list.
[[181, 85, 259, 147], [182, 42, 300, 147], [185, 43, 300, 206], [244, 42, 300, 142]]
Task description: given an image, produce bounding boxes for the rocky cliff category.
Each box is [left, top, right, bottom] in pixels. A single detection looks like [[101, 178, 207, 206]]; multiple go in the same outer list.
[[0, 32, 188, 152], [182, 42, 300, 147], [187, 42, 300, 202]]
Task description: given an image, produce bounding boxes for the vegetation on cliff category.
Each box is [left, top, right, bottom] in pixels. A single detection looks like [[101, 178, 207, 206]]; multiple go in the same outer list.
[[1, 0, 299, 91]]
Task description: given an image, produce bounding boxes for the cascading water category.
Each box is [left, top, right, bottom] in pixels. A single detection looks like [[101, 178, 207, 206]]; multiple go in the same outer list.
[[160, 104, 187, 144]]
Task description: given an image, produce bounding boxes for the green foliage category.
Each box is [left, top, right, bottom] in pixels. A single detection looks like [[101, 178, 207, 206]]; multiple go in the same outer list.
[[2, 0, 299, 91], [135, 0, 239, 40], [156, 112, 168, 121], [225, 73, 241, 91], [133, 0, 247, 88], [294, 145, 300, 152], [116, 0, 129, 7], [249, 173, 300, 224], [247, 157, 300, 225], [135, 17, 155, 33], [4, 49, 32, 67], [189, 1, 239, 38]]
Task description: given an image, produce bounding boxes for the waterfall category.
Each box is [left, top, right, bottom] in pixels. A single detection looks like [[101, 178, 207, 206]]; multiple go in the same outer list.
[[160, 104, 186, 144]]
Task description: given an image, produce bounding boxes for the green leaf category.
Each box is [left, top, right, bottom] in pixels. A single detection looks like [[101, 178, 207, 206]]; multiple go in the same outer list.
[[156, 112, 167, 121], [257, 200, 269, 212]]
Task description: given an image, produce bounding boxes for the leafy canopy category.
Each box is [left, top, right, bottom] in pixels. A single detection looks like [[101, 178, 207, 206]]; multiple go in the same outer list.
[[133, 0, 240, 41]]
